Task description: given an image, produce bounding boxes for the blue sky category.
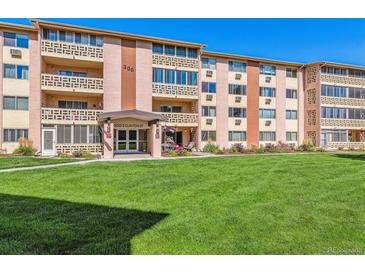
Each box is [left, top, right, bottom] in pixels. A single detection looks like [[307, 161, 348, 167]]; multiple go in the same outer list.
[[1, 18, 365, 66]]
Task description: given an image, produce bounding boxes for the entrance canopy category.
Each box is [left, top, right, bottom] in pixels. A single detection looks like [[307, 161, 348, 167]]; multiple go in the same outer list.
[[98, 109, 166, 123]]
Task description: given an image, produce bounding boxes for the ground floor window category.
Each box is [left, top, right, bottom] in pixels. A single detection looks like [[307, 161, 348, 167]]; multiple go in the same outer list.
[[201, 131, 216, 141], [3, 128, 28, 142], [56, 125, 101, 144], [321, 129, 347, 144], [286, 132, 298, 142], [260, 131, 276, 141], [228, 131, 246, 142]]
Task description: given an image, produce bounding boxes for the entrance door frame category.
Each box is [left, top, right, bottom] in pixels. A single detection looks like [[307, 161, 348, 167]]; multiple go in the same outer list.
[[114, 128, 139, 153], [42, 128, 56, 156]]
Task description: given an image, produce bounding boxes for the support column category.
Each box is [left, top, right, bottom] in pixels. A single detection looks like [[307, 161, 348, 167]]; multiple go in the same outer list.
[[216, 58, 229, 149], [150, 123, 161, 158], [103, 123, 114, 159], [247, 61, 260, 147], [276, 66, 286, 143]]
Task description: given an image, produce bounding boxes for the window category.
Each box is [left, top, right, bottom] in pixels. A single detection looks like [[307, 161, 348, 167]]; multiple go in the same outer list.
[[260, 87, 276, 97], [202, 58, 216, 70], [201, 131, 216, 141], [202, 106, 216, 117], [349, 69, 365, 78], [286, 132, 298, 142], [348, 87, 365, 99], [286, 89, 298, 99], [4, 64, 28, 79], [57, 125, 72, 144], [43, 28, 58, 41], [58, 101, 87, 109], [321, 107, 347, 119], [176, 70, 187, 85], [152, 43, 163, 54], [321, 66, 347, 76], [187, 48, 198, 58], [229, 107, 246, 118], [4, 32, 29, 48], [348, 108, 365, 120], [160, 105, 182, 113], [286, 110, 298, 120], [187, 71, 198, 86], [286, 68, 297, 78], [260, 64, 276, 75], [152, 68, 164, 83], [59, 31, 73, 43], [96, 37, 103, 47], [59, 70, 87, 77], [260, 131, 276, 141], [3, 96, 28, 110], [229, 61, 246, 72], [321, 85, 347, 97], [229, 84, 246, 95], [229, 131, 246, 142], [73, 125, 88, 144], [259, 109, 276, 119], [74, 33, 81, 44], [176, 47, 186, 57], [3, 129, 28, 142], [88, 125, 101, 144], [89, 35, 97, 46], [165, 69, 175, 84], [164, 45, 175, 56], [202, 82, 216, 93]]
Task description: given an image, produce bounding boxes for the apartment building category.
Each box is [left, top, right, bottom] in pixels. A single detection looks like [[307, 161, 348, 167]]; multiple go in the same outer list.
[[1, 19, 364, 158]]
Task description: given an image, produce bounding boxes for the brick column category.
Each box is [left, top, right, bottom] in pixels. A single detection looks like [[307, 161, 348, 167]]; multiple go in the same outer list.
[[247, 61, 260, 147], [150, 123, 161, 158], [103, 122, 114, 159], [276, 66, 286, 143], [216, 58, 229, 149]]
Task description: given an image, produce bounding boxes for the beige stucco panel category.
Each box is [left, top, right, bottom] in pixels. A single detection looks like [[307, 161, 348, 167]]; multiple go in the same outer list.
[[3, 110, 29, 128], [200, 117, 216, 130], [286, 77, 298, 89], [259, 97, 276, 108], [286, 98, 298, 110], [259, 118, 276, 131], [201, 68, 216, 82], [286, 120, 298, 131], [228, 72, 247, 85], [228, 95, 247, 107], [3, 46, 29, 65], [3, 79, 29, 96], [228, 118, 247, 130], [259, 75, 276, 87]]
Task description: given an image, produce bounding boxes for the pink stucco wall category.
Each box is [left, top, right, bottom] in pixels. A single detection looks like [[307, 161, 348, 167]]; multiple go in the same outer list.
[[216, 58, 229, 148], [276, 66, 286, 143], [102, 123, 114, 159], [135, 41, 152, 112], [0, 31, 3, 149], [103, 36, 122, 112], [150, 124, 162, 157], [29, 32, 41, 150], [298, 70, 305, 144]]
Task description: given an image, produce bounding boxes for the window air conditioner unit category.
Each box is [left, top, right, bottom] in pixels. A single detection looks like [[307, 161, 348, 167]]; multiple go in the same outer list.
[[265, 76, 271, 83], [265, 98, 272, 104], [10, 49, 22, 58], [206, 94, 213, 101], [265, 120, 271, 126], [206, 70, 213, 77], [235, 119, 241, 125], [235, 73, 242, 80], [235, 96, 241, 103], [206, 118, 213, 125]]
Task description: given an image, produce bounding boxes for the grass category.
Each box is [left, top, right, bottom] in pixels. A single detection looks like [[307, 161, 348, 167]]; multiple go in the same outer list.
[[0, 156, 80, 170], [0, 153, 364, 254]]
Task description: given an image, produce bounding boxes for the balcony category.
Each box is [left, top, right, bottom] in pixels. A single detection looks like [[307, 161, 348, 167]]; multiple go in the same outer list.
[[41, 108, 102, 124], [56, 143, 102, 154], [321, 118, 365, 129], [320, 96, 365, 107], [41, 40, 103, 62], [157, 112, 199, 127], [152, 54, 199, 70], [321, 74, 365, 86], [152, 83, 198, 99], [41, 74, 103, 94]]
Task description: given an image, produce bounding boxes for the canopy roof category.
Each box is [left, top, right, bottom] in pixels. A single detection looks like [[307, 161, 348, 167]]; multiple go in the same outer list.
[[98, 109, 166, 122]]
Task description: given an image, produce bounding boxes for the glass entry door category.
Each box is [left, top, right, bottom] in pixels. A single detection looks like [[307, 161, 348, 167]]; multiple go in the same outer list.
[[115, 129, 139, 153]]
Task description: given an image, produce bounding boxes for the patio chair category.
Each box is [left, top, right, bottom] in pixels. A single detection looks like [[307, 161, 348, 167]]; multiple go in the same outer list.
[[184, 142, 195, 152]]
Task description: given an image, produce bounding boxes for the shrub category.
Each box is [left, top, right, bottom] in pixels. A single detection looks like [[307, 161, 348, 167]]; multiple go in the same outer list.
[[202, 139, 220, 153], [72, 150, 83, 158], [215, 148, 225, 155], [315, 147, 326, 152], [229, 145, 238, 153], [58, 152, 69, 158], [183, 151, 193, 156], [81, 150, 94, 159], [167, 151, 177, 157], [338, 146, 344, 151], [13, 138, 36, 156], [298, 139, 316, 152]]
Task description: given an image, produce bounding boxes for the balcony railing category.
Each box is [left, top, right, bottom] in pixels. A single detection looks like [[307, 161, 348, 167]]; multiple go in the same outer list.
[[41, 40, 103, 61], [321, 96, 365, 107], [321, 74, 365, 86], [157, 112, 199, 127], [56, 143, 103, 154], [41, 108, 102, 124], [321, 118, 365, 128], [41, 74, 103, 93], [152, 54, 199, 70], [152, 83, 198, 99], [327, 142, 365, 149]]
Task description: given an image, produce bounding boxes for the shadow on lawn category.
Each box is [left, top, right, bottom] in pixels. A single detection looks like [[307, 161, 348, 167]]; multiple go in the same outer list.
[[332, 153, 365, 162], [0, 193, 168, 255]]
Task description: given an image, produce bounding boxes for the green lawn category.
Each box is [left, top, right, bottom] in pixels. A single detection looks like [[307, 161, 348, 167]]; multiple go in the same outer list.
[[0, 153, 364, 254], [0, 156, 79, 170]]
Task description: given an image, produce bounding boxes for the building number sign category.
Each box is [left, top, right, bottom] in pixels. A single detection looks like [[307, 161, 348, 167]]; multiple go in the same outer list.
[[123, 64, 135, 73]]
